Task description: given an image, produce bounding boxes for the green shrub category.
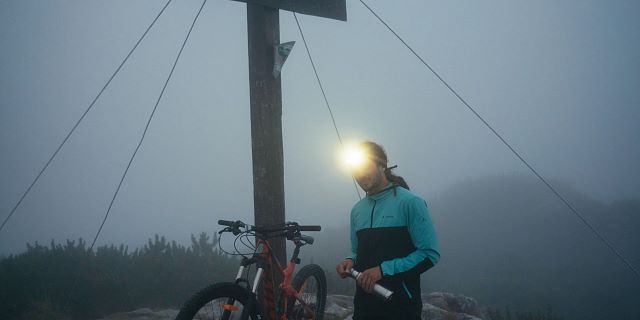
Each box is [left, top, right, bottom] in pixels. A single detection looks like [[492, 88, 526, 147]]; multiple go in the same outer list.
[[0, 233, 237, 320]]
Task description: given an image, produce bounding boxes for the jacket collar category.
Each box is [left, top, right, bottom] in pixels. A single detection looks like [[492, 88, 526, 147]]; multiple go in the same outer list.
[[366, 183, 397, 200]]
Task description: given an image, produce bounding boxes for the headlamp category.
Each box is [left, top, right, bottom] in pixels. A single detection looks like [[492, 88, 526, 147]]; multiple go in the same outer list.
[[343, 145, 366, 169], [340, 143, 375, 173]]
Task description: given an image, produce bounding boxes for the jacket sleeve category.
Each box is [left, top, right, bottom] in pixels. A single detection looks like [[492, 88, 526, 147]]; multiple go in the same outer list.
[[380, 197, 440, 277]]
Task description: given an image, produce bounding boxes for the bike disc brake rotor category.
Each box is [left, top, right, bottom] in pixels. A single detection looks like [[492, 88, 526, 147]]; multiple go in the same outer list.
[[193, 297, 248, 320], [290, 277, 320, 320]]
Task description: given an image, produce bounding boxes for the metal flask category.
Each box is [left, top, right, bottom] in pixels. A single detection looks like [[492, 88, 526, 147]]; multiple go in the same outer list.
[[349, 269, 394, 301]]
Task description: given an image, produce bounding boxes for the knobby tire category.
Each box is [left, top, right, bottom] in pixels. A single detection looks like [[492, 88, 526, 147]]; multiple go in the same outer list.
[[175, 282, 260, 320], [288, 264, 327, 320]]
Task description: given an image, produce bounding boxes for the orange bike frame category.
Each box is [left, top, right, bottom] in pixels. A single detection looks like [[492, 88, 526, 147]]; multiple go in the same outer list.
[[249, 239, 316, 320]]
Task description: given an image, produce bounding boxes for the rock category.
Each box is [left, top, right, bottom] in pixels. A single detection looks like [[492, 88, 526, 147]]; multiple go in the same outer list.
[[423, 292, 482, 317], [322, 292, 483, 320], [423, 303, 483, 320], [96, 308, 178, 320], [324, 294, 354, 320], [99, 292, 483, 320]]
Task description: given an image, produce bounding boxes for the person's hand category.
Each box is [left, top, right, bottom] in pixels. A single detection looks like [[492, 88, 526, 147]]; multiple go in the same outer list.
[[335, 259, 354, 278], [356, 266, 382, 294]]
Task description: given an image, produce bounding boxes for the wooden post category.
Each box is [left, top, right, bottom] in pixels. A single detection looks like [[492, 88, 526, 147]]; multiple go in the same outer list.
[[247, 3, 286, 266]]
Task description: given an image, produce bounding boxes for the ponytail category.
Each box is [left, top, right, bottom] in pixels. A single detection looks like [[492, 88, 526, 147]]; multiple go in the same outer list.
[[384, 165, 410, 190]]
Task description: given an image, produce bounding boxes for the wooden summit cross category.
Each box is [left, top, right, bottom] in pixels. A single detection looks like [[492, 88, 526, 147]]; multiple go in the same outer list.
[[230, 0, 346, 265]]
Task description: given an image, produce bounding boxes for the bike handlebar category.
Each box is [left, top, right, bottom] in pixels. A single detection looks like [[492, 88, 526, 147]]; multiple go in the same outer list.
[[298, 225, 321, 231], [218, 220, 245, 228], [217, 219, 321, 234]]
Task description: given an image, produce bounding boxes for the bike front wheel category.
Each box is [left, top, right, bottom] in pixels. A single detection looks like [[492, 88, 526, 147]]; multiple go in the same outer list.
[[288, 264, 327, 320], [175, 282, 261, 320]]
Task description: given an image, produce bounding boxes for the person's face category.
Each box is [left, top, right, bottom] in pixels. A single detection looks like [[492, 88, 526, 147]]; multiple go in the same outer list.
[[352, 159, 386, 193]]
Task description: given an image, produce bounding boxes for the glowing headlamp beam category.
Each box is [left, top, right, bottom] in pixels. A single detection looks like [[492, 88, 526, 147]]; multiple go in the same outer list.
[[341, 144, 367, 170]]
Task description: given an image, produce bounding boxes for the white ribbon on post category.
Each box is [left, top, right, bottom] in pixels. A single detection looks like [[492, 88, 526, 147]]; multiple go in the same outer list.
[[273, 41, 295, 78]]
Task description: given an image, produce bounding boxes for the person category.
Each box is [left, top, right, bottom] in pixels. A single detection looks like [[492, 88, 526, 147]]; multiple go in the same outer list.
[[336, 141, 440, 320]]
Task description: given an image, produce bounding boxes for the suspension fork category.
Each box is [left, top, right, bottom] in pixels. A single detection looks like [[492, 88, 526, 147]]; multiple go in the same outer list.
[[235, 256, 258, 289], [239, 239, 284, 320], [241, 242, 274, 320], [225, 256, 262, 320], [239, 255, 274, 320]]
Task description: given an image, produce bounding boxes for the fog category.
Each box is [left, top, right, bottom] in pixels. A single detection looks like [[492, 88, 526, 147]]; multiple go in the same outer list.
[[0, 1, 639, 318], [305, 175, 640, 319]]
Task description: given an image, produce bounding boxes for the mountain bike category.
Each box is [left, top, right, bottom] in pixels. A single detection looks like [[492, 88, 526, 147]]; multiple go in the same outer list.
[[175, 219, 326, 320]]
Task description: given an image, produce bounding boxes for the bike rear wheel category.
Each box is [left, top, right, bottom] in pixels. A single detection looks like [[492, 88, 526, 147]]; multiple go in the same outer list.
[[288, 264, 327, 320], [175, 282, 260, 320]]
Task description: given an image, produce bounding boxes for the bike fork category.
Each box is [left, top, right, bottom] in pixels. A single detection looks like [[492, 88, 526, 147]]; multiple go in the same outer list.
[[223, 265, 258, 320], [252, 267, 263, 293], [238, 267, 263, 320], [236, 265, 245, 280]]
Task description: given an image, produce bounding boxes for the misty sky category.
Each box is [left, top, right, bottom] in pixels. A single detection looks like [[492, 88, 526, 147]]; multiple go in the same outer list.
[[1, 0, 639, 254]]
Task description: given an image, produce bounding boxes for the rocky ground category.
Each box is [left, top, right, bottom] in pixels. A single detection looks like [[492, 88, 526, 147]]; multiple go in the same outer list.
[[98, 292, 484, 320]]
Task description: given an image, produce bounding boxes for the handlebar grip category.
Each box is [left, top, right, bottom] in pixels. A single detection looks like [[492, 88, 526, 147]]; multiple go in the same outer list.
[[298, 225, 321, 231], [218, 220, 235, 227], [218, 220, 246, 228]]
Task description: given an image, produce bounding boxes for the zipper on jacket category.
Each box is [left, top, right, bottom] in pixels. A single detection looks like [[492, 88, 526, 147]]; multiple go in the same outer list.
[[402, 281, 413, 300], [369, 199, 377, 228]]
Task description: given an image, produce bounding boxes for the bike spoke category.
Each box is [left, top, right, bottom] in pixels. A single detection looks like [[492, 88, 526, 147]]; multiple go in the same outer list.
[[291, 277, 320, 319]]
